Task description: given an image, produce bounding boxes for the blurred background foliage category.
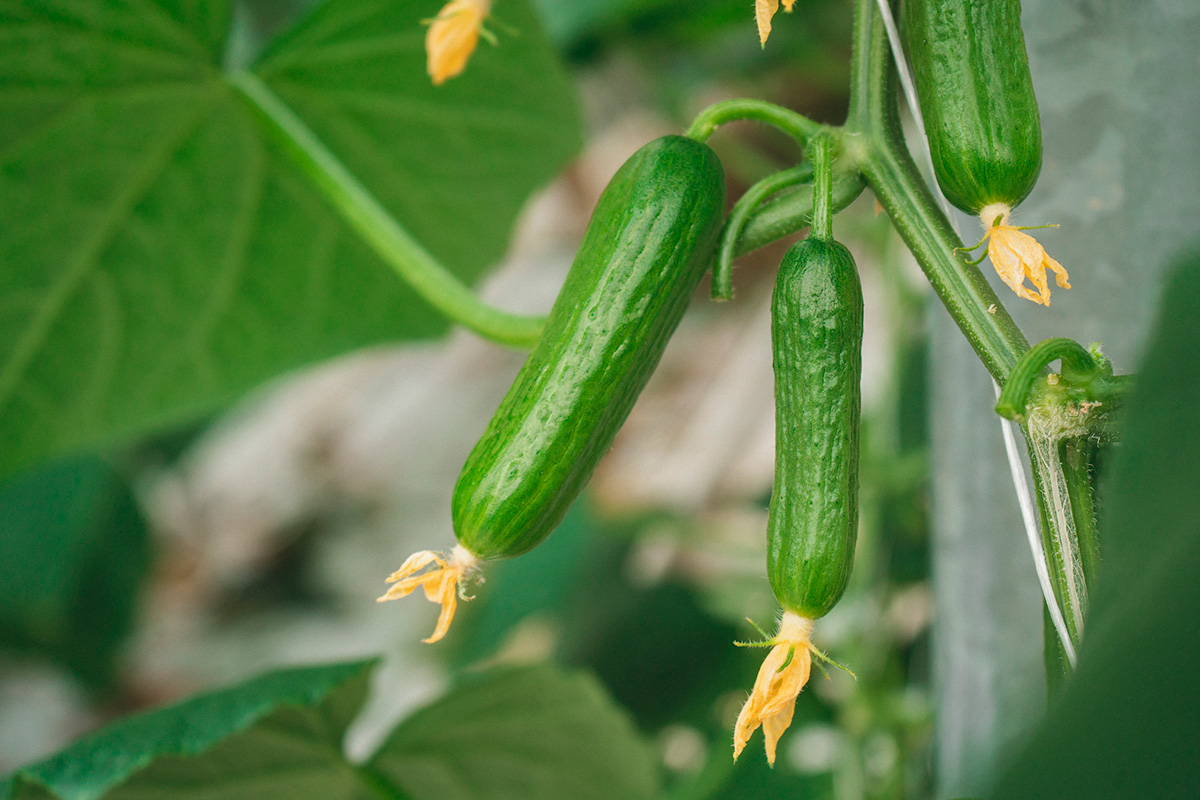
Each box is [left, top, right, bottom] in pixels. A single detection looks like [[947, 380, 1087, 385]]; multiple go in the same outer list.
[[1, 0, 1195, 798]]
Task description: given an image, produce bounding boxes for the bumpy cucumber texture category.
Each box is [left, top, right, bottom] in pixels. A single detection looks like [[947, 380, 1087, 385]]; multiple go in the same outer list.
[[453, 135, 726, 560], [767, 237, 863, 619], [904, 0, 1043, 215]]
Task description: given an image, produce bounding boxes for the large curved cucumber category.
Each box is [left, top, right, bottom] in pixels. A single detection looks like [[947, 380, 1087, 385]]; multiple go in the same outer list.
[[453, 135, 726, 559]]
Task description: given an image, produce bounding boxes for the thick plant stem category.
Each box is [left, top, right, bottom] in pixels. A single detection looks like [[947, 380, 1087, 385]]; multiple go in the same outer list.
[[1043, 603, 1071, 698], [228, 71, 545, 349], [847, 0, 877, 135], [861, 144, 1031, 379], [1027, 432, 1086, 647], [1062, 437, 1101, 589], [850, 3, 1028, 382], [849, 0, 1092, 662]]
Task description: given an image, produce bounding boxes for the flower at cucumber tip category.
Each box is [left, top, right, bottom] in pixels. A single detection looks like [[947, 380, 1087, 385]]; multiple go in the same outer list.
[[974, 202, 1071, 307], [733, 611, 817, 765], [377, 545, 480, 642]]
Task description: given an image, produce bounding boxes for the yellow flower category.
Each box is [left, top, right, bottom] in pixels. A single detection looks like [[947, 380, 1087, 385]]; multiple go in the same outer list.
[[377, 545, 479, 642], [756, 0, 797, 47], [425, 0, 492, 86], [733, 612, 816, 764], [975, 203, 1071, 307]]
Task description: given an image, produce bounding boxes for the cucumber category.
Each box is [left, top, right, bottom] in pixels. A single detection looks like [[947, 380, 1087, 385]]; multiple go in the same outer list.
[[904, 0, 1042, 215], [767, 237, 863, 619], [452, 135, 726, 560], [732, 232, 863, 763]]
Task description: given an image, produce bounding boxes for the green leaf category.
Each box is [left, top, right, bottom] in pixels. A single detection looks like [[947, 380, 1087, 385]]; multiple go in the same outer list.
[[6, 777, 61, 800], [0, 0, 581, 480], [255, 0, 581, 279], [1, 660, 376, 800], [991, 251, 1200, 799], [2, 662, 661, 800], [369, 665, 662, 800], [0, 455, 149, 688]]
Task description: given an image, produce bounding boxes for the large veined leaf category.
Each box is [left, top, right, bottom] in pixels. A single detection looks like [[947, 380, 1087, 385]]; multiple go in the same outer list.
[[991, 251, 1200, 799], [1, 663, 661, 800], [1, 660, 376, 800], [0, 0, 581, 480], [369, 665, 662, 800]]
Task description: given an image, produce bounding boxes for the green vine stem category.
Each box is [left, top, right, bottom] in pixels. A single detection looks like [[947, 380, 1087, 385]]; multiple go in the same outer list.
[[733, 169, 866, 256], [847, 0, 1097, 658], [686, 98, 825, 147], [1062, 437, 1101, 589], [1043, 603, 1072, 694], [848, 3, 1029, 383], [1026, 432, 1087, 645], [993, 336, 1127, 617], [809, 133, 834, 241], [228, 71, 546, 349], [712, 164, 813, 300], [996, 337, 1112, 652]]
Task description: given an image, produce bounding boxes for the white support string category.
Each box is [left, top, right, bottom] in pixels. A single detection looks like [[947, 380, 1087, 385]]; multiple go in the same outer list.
[[995, 384, 1078, 666], [872, 0, 955, 230], [872, 0, 1077, 664]]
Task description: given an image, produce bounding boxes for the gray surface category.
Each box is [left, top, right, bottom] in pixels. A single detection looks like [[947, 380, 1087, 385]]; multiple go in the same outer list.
[[930, 0, 1200, 796]]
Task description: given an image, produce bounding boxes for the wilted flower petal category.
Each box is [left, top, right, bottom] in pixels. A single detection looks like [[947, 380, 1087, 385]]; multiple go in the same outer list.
[[733, 612, 815, 764], [426, 0, 492, 85], [756, 0, 797, 46], [378, 545, 479, 642], [978, 203, 1070, 306]]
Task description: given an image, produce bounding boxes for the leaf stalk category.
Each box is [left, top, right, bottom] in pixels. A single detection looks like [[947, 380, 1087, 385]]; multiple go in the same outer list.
[[227, 71, 545, 349]]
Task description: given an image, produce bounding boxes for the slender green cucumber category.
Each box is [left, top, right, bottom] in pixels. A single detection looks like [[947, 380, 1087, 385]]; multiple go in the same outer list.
[[767, 237, 863, 618], [453, 135, 726, 559], [904, 0, 1043, 215]]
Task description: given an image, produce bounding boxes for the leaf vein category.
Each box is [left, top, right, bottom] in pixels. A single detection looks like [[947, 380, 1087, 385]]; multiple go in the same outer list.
[[0, 88, 221, 421]]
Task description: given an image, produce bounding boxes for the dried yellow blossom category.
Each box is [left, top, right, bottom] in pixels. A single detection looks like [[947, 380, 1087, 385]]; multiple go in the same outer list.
[[425, 0, 492, 86], [377, 545, 479, 642], [975, 203, 1071, 307], [756, 0, 797, 47], [733, 612, 816, 764]]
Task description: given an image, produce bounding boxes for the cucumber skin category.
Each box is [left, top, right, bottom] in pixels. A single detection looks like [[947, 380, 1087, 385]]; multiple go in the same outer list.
[[768, 238, 863, 619], [453, 136, 726, 560], [905, 0, 1042, 214]]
